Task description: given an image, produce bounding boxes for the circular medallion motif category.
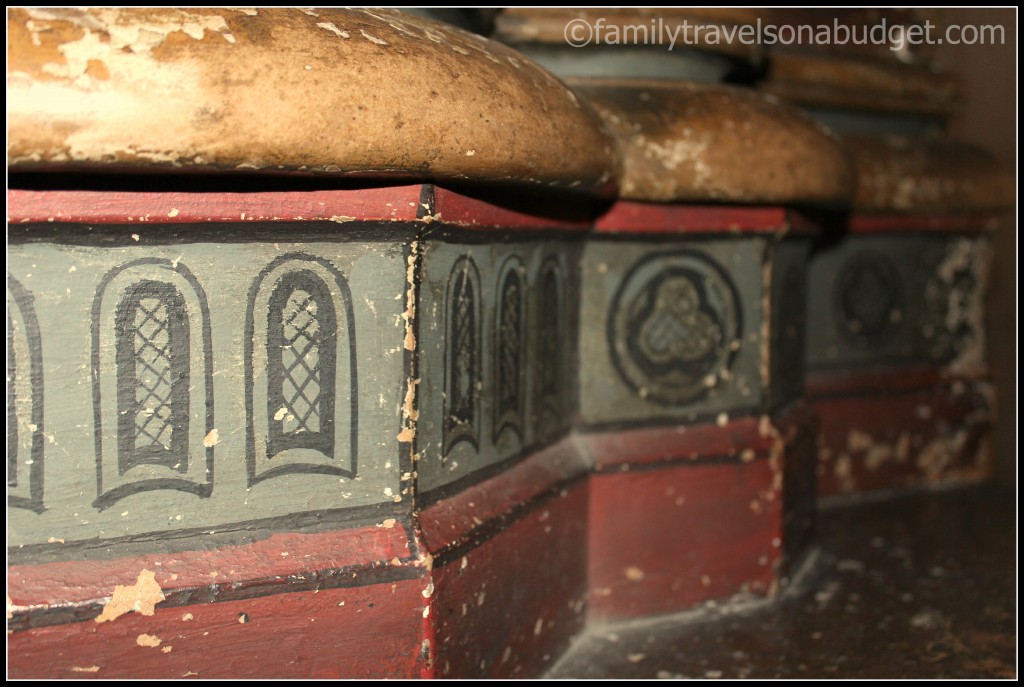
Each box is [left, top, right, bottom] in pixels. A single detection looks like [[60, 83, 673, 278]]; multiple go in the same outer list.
[[609, 251, 741, 406], [834, 250, 903, 347]]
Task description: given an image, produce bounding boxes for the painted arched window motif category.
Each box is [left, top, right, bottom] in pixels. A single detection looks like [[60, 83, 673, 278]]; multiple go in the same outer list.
[[493, 257, 525, 443], [115, 281, 190, 473], [92, 260, 214, 510], [534, 258, 564, 439], [245, 254, 356, 486], [267, 271, 336, 459], [7, 275, 45, 513], [444, 257, 481, 454]]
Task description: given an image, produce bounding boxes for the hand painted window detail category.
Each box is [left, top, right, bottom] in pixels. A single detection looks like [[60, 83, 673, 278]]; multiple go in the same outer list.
[[245, 254, 356, 486], [92, 260, 214, 510], [534, 257, 565, 439], [444, 256, 481, 454], [115, 282, 190, 473], [268, 271, 336, 458], [493, 256, 526, 443], [7, 274, 45, 513]]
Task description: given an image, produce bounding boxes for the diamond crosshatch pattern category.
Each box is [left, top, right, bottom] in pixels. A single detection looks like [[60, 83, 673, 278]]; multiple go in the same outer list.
[[266, 269, 337, 461], [114, 280, 190, 475], [133, 297, 175, 450], [280, 289, 322, 435]]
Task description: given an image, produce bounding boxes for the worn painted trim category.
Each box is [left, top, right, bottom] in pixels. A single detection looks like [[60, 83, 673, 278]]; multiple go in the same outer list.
[[6, 186, 426, 224]]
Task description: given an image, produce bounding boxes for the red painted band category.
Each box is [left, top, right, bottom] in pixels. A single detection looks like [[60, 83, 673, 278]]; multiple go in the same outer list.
[[594, 202, 793, 234], [417, 438, 587, 554], [849, 213, 1002, 234], [8, 522, 413, 611], [6, 186, 425, 225], [578, 416, 777, 470]]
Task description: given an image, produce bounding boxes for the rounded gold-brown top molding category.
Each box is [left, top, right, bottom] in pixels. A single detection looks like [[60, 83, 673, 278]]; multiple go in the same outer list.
[[572, 79, 856, 206], [849, 135, 1015, 215], [7, 7, 617, 195]]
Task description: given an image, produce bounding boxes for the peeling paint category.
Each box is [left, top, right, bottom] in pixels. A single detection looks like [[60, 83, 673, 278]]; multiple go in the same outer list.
[[359, 29, 388, 46], [136, 633, 162, 647], [201, 428, 220, 447], [94, 569, 165, 623]]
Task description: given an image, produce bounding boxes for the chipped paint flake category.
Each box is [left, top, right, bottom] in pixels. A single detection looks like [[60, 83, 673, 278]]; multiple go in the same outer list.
[[624, 566, 645, 582], [202, 428, 219, 447], [359, 29, 388, 46], [94, 569, 165, 623], [136, 633, 162, 647], [316, 22, 350, 38], [71, 666, 101, 673], [377, 518, 396, 529]]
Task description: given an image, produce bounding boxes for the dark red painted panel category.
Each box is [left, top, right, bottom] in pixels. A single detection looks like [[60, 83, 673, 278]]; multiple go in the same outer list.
[[579, 416, 776, 470], [594, 202, 789, 234], [7, 581, 426, 679], [807, 365, 944, 398], [849, 213, 1000, 234], [588, 459, 780, 622], [418, 438, 587, 553], [432, 186, 593, 230], [814, 379, 992, 497], [9, 523, 413, 610], [429, 484, 588, 678], [6, 185, 424, 224]]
